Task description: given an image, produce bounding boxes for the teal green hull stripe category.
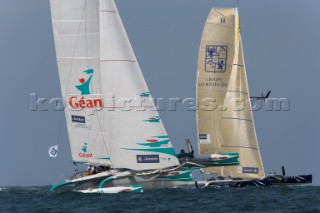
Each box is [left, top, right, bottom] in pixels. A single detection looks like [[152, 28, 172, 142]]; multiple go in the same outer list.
[[97, 157, 111, 160], [99, 177, 116, 188], [157, 170, 192, 182], [221, 152, 239, 156], [130, 187, 143, 193], [158, 171, 190, 180], [50, 181, 73, 192]]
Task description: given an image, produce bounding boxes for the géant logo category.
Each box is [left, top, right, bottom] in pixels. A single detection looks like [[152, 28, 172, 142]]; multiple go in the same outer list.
[[79, 142, 93, 158], [68, 69, 104, 110]]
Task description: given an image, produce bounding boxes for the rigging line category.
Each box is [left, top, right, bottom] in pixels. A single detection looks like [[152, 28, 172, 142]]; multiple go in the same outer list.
[[85, 0, 89, 69], [83, 0, 94, 148], [92, 1, 111, 166], [56, 111, 64, 147], [85, 112, 94, 155], [81, 2, 108, 163], [62, 2, 87, 101], [55, 1, 87, 147], [91, 2, 103, 104], [89, 0, 95, 68], [96, 110, 113, 166], [136, 162, 188, 176]]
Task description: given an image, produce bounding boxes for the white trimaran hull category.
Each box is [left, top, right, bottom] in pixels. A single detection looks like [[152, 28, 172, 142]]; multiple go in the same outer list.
[[51, 169, 193, 193]]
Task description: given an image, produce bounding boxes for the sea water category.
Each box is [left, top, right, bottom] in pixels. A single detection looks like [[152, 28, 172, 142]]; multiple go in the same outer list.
[[0, 186, 319, 212]]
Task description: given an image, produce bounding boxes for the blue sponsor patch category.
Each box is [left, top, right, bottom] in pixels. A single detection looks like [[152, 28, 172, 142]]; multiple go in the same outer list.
[[72, 115, 85, 123], [242, 167, 259, 174], [199, 134, 207, 140], [137, 155, 160, 163]]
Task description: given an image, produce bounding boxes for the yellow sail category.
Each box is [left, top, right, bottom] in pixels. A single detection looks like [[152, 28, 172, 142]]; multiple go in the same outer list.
[[197, 8, 265, 179]]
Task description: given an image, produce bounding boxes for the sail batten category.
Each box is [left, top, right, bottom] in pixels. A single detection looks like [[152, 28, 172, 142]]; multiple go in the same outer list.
[[197, 8, 265, 179]]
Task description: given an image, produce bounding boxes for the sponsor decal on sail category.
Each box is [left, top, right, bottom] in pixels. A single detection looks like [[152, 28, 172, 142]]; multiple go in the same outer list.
[[238, 167, 259, 174], [199, 134, 211, 144], [72, 115, 85, 123], [138, 92, 150, 97], [137, 139, 170, 148], [75, 69, 94, 95], [69, 96, 103, 110], [71, 115, 90, 128], [79, 143, 93, 158], [136, 155, 160, 163], [144, 116, 161, 123], [68, 69, 103, 110], [205, 45, 227, 72]]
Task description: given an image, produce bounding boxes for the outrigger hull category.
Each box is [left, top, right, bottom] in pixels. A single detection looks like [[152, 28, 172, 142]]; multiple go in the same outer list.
[[79, 184, 143, 194], [266, 174, 312, 186], [51, 169, 194, 193], [196, 178, 271, 188]]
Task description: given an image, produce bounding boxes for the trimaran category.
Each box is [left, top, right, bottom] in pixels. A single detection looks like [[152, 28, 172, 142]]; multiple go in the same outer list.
[[49, 0, 236, 193], [179, 8, 271, 188], [49, 1, 310, 193]]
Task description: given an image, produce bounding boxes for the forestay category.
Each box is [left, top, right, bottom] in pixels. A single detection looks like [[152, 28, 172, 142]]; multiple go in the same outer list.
[[197, 8, 264, 179]]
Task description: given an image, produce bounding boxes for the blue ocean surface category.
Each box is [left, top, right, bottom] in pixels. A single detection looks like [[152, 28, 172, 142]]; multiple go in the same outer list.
[[0, 186, 319, 213]]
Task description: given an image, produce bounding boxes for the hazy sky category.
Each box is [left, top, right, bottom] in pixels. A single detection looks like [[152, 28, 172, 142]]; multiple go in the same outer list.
[[0, 0, 319, 186]]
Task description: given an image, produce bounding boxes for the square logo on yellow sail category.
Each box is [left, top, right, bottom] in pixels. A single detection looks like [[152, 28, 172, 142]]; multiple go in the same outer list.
[[205, 45, 227, 72]]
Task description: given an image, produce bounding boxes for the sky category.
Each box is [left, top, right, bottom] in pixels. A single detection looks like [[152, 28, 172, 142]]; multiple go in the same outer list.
[[0, 0, 319, 186]]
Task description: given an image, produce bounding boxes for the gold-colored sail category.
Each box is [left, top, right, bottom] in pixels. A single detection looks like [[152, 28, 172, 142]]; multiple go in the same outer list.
[[197, 8, 264, 179]]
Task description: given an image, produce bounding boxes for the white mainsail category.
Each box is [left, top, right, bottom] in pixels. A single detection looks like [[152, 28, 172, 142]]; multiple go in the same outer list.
[[50, 0, 179, 170], [197, 8, 265, 179]]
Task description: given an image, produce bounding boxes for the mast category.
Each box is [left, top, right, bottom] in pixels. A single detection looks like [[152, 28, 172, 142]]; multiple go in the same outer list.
[[197, 8, 265, 179]]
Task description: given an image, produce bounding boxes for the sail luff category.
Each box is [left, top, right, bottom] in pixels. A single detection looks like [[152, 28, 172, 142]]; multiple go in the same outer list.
[[237, 24, 265, 179], [240, 36, 265, 178]]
